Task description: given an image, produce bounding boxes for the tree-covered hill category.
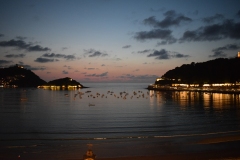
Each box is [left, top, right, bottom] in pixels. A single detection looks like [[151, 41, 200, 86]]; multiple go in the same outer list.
[[160, 58, 240, 85], [0, 64, 46, 87], [46, 77, 83, 88]]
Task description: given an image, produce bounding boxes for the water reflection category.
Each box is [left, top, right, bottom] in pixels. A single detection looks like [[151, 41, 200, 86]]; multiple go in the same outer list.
[[166, 91, 240, 110]]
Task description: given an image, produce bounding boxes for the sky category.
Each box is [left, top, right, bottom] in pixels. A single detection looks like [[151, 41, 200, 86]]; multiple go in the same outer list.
[[0, 0, 240, 83]]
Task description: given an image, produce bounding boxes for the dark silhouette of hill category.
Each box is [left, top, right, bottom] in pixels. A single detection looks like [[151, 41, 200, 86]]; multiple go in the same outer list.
[[46, 77, 84, 88], [158, 57, 240, 85], [0, 64, 46, 87]]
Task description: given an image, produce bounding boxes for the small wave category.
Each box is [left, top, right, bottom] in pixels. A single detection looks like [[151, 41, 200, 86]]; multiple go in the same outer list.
[[1, 130, 240, 141]]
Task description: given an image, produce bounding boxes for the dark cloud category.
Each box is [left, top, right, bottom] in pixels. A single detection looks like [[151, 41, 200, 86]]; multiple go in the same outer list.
[[202, 14, 224, 23], [237, 10, 240, 18], [62, 70, 68, 74], [5, 54, 25, 58], [28, 45, 50, 52], [134, 11, 183, 44], [34, 57, 55, 63], [143, 10, 192, 28], [63, 65, 72, 69], [42, 53, 76, 60], [180, 19, 240, 42], [210, 43, 240, 57], [0, 59, 12, 64], [173, 53, 190, 58], [0, 39, 51, 52], [63, 55, 76, 60], [156, 38, 177, 45], [122, 45, 131, 49], [85, 72, 108, 77], [101, 64, 106, 66], [137, 49, 152, 54], [147, 49, 189, 60], [147, 49, 170, 59], [84, 49, 108, 57], [0, 34, 4, 37], [89, 51, 102, 57], [134, 29, 176, 44]]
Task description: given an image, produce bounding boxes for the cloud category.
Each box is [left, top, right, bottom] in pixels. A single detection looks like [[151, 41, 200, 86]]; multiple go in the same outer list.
[[63, 65, 72, 70], [34, 57, 55, 63], [42, 53, 76, 60], [86, 68, 95, 70], [0, 59, 12, 64], [143, 10, 192, 28], [237, 10, 240, 18], [84, 49, 108, 57], [5, 54, 25, 58], [134, 29, 177, 44], [210, 43, 240, 57], [147, 49, 190, 60], [137, 49, 152, 54], [0, 39, 51, 52], [202, 14, 224, 23], [28, 45, 51, 52], [134, 11, 181, 44], [173, 53, 190, 58], [0, 34, 4, 37], [147, 49, 170, 59], [179, 19, 240, 42], [62, 70, 68, 74], [101, 64, 106, 66], [122, 45, 131, 49], [85, 72, 108, 77]]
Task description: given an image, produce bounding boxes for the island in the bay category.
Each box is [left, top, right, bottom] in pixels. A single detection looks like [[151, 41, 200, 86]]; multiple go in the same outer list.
[[0, 64, 85, 89], [148, 55, 240, 93]]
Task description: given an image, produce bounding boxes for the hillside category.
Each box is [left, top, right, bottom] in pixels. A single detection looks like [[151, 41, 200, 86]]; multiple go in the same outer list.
[[46, 77, 83, 88], [158, 58, 240, 85], [0, 64, 46, 87]]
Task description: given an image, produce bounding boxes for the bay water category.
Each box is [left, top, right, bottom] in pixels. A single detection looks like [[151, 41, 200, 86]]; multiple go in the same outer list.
[[1, 83, 240, 159]]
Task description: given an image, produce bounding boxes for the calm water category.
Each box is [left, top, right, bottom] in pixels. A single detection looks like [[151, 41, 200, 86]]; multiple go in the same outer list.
[[1, 83, 240, 159]]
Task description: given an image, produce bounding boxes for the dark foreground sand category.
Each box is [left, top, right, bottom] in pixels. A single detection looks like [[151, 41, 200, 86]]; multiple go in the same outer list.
[[71, 135, 240, 160], [95, 151, 240, 160], [1, 134, 240, 160]]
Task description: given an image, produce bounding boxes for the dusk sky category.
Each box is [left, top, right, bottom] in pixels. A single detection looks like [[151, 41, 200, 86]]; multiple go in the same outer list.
[[0, 0, 240, 83]]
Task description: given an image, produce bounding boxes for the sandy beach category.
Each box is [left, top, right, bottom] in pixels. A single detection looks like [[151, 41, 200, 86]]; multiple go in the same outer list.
[[1, 133, 240, 160]]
